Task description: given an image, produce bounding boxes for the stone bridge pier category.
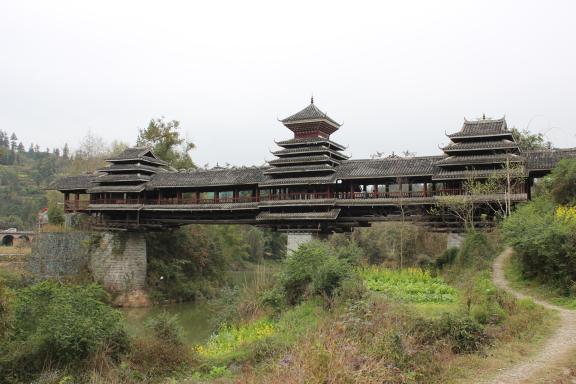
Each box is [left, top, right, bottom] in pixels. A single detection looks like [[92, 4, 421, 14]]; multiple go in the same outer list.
[[286, 232, 330, 255], [90, 232, 147, 294], [446, 233, 465, 249]]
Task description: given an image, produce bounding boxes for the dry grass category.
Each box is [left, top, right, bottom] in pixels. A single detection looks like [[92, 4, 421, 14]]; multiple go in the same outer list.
[[0, 246, 31, 255], [225, 299, 463, 384], [522, 349, 576, 384]]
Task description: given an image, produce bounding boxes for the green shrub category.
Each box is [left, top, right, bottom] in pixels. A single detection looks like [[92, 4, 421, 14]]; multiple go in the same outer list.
[[413, 313, 491, 354], [466, 275, 510, 325], [548, 159, 576, 205], [129, 312, 192, 377], [273, 241, 354, 305], [0, 281, 128, 381], [144, 312, 184, 346], [458, 231, 494, 266], [503, 196, 576, 292], [436, 247, 458, 269]]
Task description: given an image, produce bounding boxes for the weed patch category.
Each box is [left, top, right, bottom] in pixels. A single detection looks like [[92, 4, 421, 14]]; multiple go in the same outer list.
[[361, 267, 457, 303]]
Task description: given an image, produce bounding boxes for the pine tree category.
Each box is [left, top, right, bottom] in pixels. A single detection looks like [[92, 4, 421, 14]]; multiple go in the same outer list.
[[54, 148, 61, 158], [10, 133, 17, 151], [62, 143, 70, 160], [17, 142, 24, 152]]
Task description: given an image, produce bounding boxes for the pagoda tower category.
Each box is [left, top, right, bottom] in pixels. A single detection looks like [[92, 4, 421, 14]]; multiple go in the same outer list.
[[89, 147, 169, 203], [262, 98, 348, 191], [434, 116, 523, 182]]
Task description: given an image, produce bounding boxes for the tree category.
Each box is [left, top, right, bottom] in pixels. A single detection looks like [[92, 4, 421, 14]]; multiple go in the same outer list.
[[0, 131, 7, 148], [62, 143, 70, 160], [109, 140, 129, 156], [77, 130, 107, 159], [137, 117, 195, 169], [433, 162, 525, 231], [17, 142, 24, 152], [547, 159, 576, 205], [9, 133, 17, 151], [511, 128, 551, 151], [32, 157, 57, 186]]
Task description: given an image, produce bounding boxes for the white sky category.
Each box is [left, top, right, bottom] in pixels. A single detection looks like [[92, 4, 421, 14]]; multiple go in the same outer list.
[[1, 0, 575, 166]]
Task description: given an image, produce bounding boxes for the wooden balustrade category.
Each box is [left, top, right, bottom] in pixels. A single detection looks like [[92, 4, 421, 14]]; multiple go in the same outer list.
[[64, 184, 526, 211]]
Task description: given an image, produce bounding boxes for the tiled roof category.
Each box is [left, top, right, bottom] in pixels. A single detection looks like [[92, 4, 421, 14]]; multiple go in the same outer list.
[[273, 146, 349, 159], [268, 155, 342, 166], [281, 102, 340, 127], [147, 167, 266, 188], [432, 168, 524, 181], [524, 148, 576, 171], [259, 175, 336, 187], [436, 154, 523, 167], [335, 157, 442, 179], [107, 147, 168, 166], [92, 174, 152, 183], [264, 164, 336, 175], [448, 118, 511, 139], [87, 184, 146, 193], [275, 137, 346, 150], [442, 140, 519, 152], [49, 175, 94, 191], [256, 209, 341, 221], [98, 163, 166, 174]]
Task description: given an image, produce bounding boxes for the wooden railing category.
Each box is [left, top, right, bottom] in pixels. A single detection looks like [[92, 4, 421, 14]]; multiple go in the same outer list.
[[64, 185, 526, 211]]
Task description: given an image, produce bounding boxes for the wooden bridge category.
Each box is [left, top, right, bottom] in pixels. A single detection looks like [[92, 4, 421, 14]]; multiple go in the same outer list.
[[53, 100, 576, 234]]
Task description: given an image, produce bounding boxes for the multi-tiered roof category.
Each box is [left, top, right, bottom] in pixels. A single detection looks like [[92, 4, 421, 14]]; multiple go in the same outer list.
[[262, 98, 348, 187], [434, 117, 522, 180], [88, 147, 169, 194]]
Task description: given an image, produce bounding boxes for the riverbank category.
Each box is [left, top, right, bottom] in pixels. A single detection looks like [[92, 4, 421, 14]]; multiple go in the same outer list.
[[0, 232, 562, 383]]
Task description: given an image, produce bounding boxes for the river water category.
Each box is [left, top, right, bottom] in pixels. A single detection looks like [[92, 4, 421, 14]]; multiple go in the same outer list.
[[122, 268, 274, 346]]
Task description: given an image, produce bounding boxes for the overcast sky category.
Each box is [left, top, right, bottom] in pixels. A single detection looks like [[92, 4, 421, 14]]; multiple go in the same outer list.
[[1, 0, 575, 166]]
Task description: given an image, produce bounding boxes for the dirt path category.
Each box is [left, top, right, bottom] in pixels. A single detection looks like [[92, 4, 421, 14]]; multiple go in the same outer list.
[[485, 248, 576, 384]]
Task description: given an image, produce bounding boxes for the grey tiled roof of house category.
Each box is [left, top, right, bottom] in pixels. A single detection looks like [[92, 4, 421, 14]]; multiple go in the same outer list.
[[442, 140, 519, 152], [107, 147, 168, 166], [432, 168, 524, 180], [448, 118, 511, 139], [335, 157, 442, 179], [49, 175, 95, 191], [275, 137, 346, 150], [87, 184, 146, 193], [92, 174, 152, 183], [259, 174, 336, 187], [256, 209, 341, 221], [268, 155, 342, 166], [436, 153, 523, 166], [281, 102, 341, 127], [147, 167, 267, 188], [264, 164, 336, 175], [524, 148, 576, 171], [273, 146, 349, 159], [98, 163, 167, 174]]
